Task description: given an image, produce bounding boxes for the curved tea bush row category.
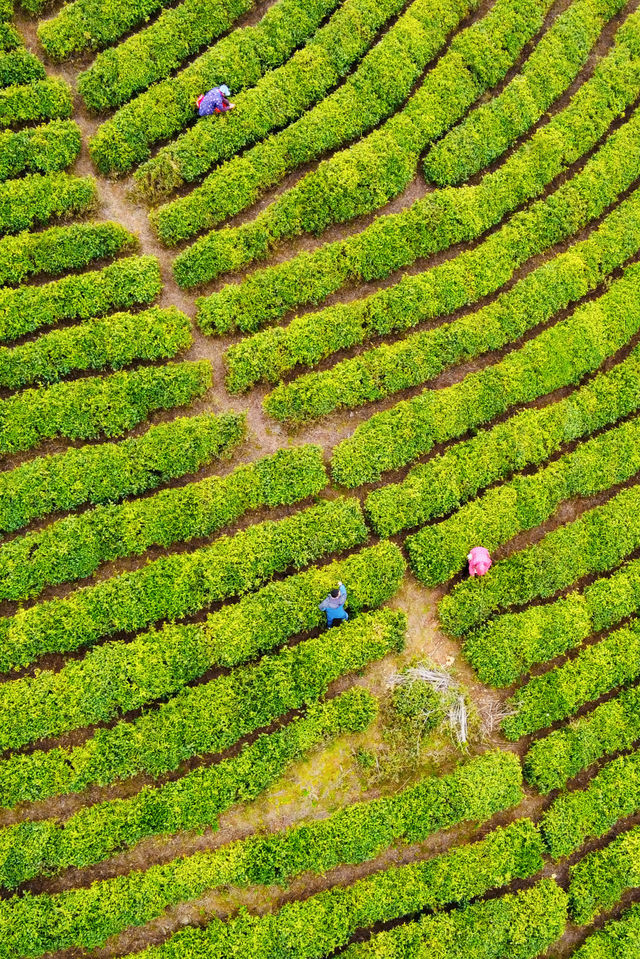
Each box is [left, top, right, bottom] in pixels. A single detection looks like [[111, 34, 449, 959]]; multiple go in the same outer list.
[[569, 828, 640, 924], [0, 24, 19, 51], [367, 349, 640, 539], [0, 497, 367, 691], [37, 0, 178, 60], [0, 221, 135, 287], [463, 553, 640, 688], [231, 72, 640, 397], [0, 359, 211, 456], [503, 617, 640, 739], [0, 305, 192, 391], [0, 77, 72, 129], [262, 158, 640, 417], [0, 442, 327, 605], [0, 409, 245, 540], [570, 904, 640, 958], [0, 687, 377, 895], [159, 0, 552, 249], [407, 415, 640, 588], [525, 685, 640, 793], [0, 749, 519, 955], [0, 47, 44, 88], [338, 881, 566, 959], [0, 541, 401, 748], [424, 0, 624, 185], [541, 748, 640, 859], [331, 262, 640, 488], [439, 483, 640, 636], [196, 8, 640, 329], [0, 172, 96, 237], [65, 0, 258, 104], [155, 0, 483, 250], [0, 608, 405, 810], [89, 0, 353, 166], [135, 0, 409, 201], [0, 254, 161, 342], [0, 120, 81, 180], [122, 822, 546, 959]]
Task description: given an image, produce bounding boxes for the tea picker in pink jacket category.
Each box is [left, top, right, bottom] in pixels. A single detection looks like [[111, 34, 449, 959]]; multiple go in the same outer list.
[[196, 85, 235, 116], [467, 546, 492, 577]]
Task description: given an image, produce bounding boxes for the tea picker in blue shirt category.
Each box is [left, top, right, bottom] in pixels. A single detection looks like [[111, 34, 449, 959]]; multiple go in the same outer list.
[[319, 581, 348, 628]]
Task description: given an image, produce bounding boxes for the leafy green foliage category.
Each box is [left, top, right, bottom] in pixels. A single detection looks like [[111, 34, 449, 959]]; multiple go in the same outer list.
[[0, 172, 96, 236], [569, 834, 640, 925], [0, 76, 71, 127], [569, 903, 640, 958], [0, 120, 81, 180], [0, 47, 45, 87]]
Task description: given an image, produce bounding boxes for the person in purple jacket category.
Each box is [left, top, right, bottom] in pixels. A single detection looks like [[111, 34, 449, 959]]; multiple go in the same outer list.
[[196, 84, 235, 116], [319, 581, 348, 628]]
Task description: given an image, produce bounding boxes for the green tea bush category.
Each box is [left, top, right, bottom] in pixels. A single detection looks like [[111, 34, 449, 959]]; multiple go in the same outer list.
[[366, 349, 640, 538], [0, 305, 192, 391], [331, 262, 640, 487], [0, 360, 212, 455], [0, 443, 327, 604], [407, 415, 640, 587], [0, 410, 246, 537], [159, 0, 551, 249], [0, 120, 81, 180], [0, 47, 45, 87], [0, 749, 519, 954], [88, 0, 347, 167], [0, 255, 161, 342], [0, 608, 405, 809], [0, 688, 376, 894], [197, 0, 640, 330], [135, 0, 407, 201], [439, 483, 640, 636], [568, 903, 640, 958], [569, 829, 640, 924], [0, 540, 402, 748], [0, 221, 136, 286], [0, 76, 71, 127], [0, 497, 368, 680], [0, 172, 96, 236]]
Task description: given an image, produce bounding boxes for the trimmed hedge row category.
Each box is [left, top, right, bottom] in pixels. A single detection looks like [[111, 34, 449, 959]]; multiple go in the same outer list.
[[121, 822, 547, 959], [0, 47, 45, 88], [424, 0, 624, 185], [525, 684, 640, 793], [407, 414, 640, 588], [37, 0, 178, 60], [0, 119, 81, 180], [0, 540, 401, 749], [0, 409, 246, 539], [0, 497, 367, 692], [160, 0, 552, 250], [0, 687, 377, 895], [569, 828, 640, 925], [135, 0, 407, 202], [69, 0, 257, 104], [159, 0, 483, 251], [338, 881, 565, 959], [0, 607, 406, 810], [502, 617, 640, 739], [367, 348, 640, 539], [463, 553, 640, 688], [233, 59, 640, 397], [331, 260, 640, 488], [0, 749, 519, 955], [0, 24, 19, 51], [0, 359, 211, 456], [0, 254, 162, 343], [197, 0, 640, 334], [0, 76, 72, 128], [0, 172, 96, 237], [541, 748, 640, 859], [439, 482, 640, 636], [0, 305, 192, 392], [569, 903, 640, 958], [0, 442, 327, 605], [89, 0, 349, 167], [0, 221, 136, 286]]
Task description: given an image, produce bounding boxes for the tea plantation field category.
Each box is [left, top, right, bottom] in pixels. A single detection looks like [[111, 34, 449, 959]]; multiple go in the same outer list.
[[0, 0, 640, 955]]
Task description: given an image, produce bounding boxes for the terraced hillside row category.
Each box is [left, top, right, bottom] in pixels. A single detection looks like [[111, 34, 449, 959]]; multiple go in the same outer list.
[[2, 0, 640, 956]]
